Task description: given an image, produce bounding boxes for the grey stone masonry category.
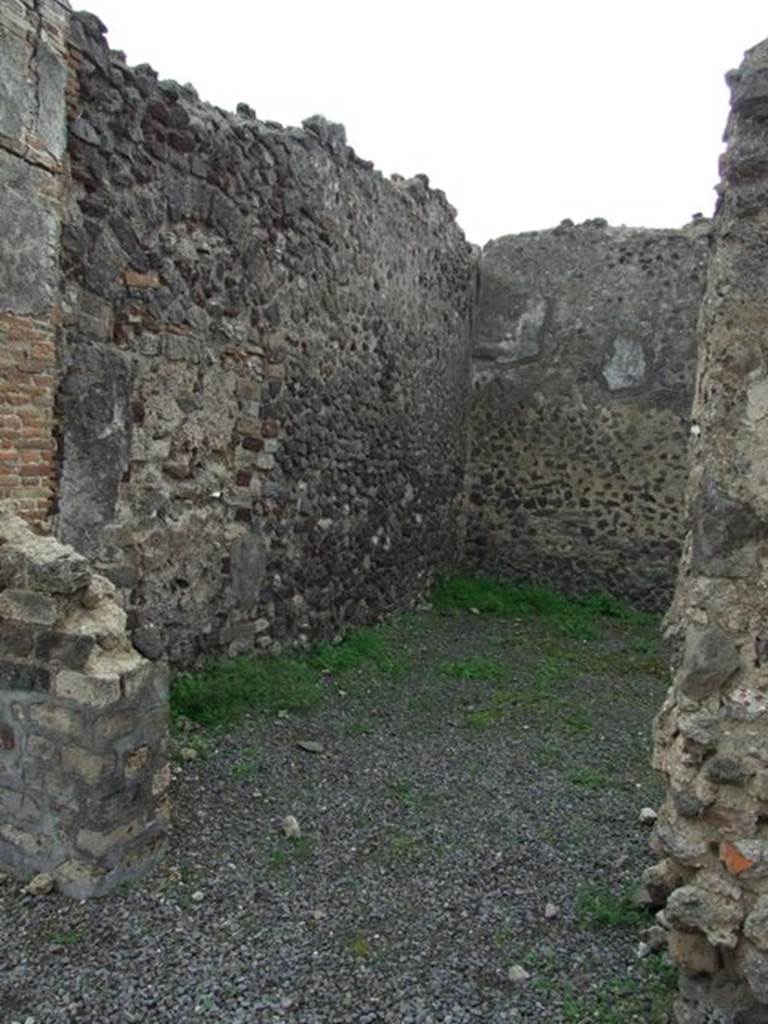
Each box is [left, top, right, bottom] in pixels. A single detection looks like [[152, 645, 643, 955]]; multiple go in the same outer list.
[[56, 12, 475, 664], [467, 221, 709, 611], [0, 0, 70, 523], [0, 508, 170, 897], [651, 38, 768, 1024]]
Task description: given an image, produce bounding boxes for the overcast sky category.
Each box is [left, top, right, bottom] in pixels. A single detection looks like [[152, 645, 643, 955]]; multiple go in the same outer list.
[[81, 0, 767, 245]]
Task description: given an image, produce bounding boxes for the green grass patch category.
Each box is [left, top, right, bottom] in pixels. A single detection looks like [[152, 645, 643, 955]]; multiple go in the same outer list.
[[344, 719, 375, 737], [440, 655, 507, 681], [171, 655, 324, 729], [557, 954, 675, 1024], [406, 694, 434, 712], [269, 835, 313, 868], [431, 576, 653, 639], [568, 767, 612, 791], [561, 707, 593, 734], [386, 777, 415, 804], [347, 934, 372, 958], [171, 622, 408, 729], [463, 708, 501, 729], [231, 746, 263, 778], [576, 886, 648, 929], [49, 928, 84, 946], [309, 626, 406, 677]]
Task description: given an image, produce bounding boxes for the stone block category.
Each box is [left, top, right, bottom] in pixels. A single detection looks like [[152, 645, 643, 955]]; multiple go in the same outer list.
[[117, 827, 167, 872], [230, 532, 267, 606], [0, 24, 31, 141], [0, 589, 58, 625], [690, 474, 764, 577], [666, 879, 744, 948], [52, 669, 120, 708], [35, 38, 68, 161], [53, 858, 106, 899], [25, 733, 56, 760], [676, 626, 742, 700], [0, 785, 42, 825], [76, 818, 147, 857], [706, 758, 751, 784], [26, 702, 85, 739], [0, 822, 52, 857], [0, 661, 50, 692], [0, 150, 61, 316], [124, 745, 149, 778], [91, 707, 139, 748], [668, 927, 719, 974], [34, 630, 96, 670], [61, 744, 111, 784], [122, 661, 169, 706], [744, 896, 768, 952], [0, 620, 36, 658], [741, 942, 768, 1004], [56, 344, 134, 560], [151, 763, 171, 797]]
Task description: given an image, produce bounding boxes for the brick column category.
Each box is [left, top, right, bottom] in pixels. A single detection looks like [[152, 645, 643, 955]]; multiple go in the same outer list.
[[650, 38, 768, 1024], [0, 0, 70, 523]]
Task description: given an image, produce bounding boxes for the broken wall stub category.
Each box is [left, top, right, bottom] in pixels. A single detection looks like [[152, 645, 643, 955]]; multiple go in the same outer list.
[[0, 0, 70, 523], [56, 13, 475, 664], [0, 508, 170, 897], [651, 38, 768, 1024], [466, 221, 709, 610]]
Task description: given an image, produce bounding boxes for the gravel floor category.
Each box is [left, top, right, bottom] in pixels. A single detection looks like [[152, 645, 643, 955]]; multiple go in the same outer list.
[[1, 607, 674, 1024]]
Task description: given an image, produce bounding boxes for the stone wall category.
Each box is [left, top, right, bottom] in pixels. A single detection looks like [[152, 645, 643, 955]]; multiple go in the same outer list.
[[55, 12, 475, 664], [0, 508, 169, 897], [651, 39, 768, 1024], [0, 0, 70, 523], [465, 221, 709, 611]]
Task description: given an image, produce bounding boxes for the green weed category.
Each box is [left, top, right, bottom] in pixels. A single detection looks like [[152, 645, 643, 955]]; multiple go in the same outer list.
[[171, 622, 409, 729], [407, 694, 434, 712], [440, 655, 507, 681], [347, 934, 371, 957], [556, 957, 675, 1024], [431, 576, 652, 639], [568, 767, 612, 791], [576, 886, 648, 929], [231, 746, 262, 778], [49, 928, 84, 946], [562, 707, 593, 734], [171, 655, 323, 728], [463, 708, 499, 729], [385, 832, 425, 859], [386, 777, 415, 804], [344, 719, 375, 737], [310, 627, 400, 675], [269, 836, 313, 867]]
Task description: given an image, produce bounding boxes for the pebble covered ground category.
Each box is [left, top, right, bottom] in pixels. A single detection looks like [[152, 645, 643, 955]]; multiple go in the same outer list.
[[1, 599, 675, 1024]]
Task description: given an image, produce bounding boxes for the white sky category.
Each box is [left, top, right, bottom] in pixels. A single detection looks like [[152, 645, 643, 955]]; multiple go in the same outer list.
[[80, 0, 767, 245]]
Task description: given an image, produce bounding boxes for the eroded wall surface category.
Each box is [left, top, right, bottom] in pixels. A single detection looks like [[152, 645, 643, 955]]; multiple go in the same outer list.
[[651, 38, 768, 1024], [466, 221, 709, 610], [0, 0, 69, 523], [57, 14, 475, 663]]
